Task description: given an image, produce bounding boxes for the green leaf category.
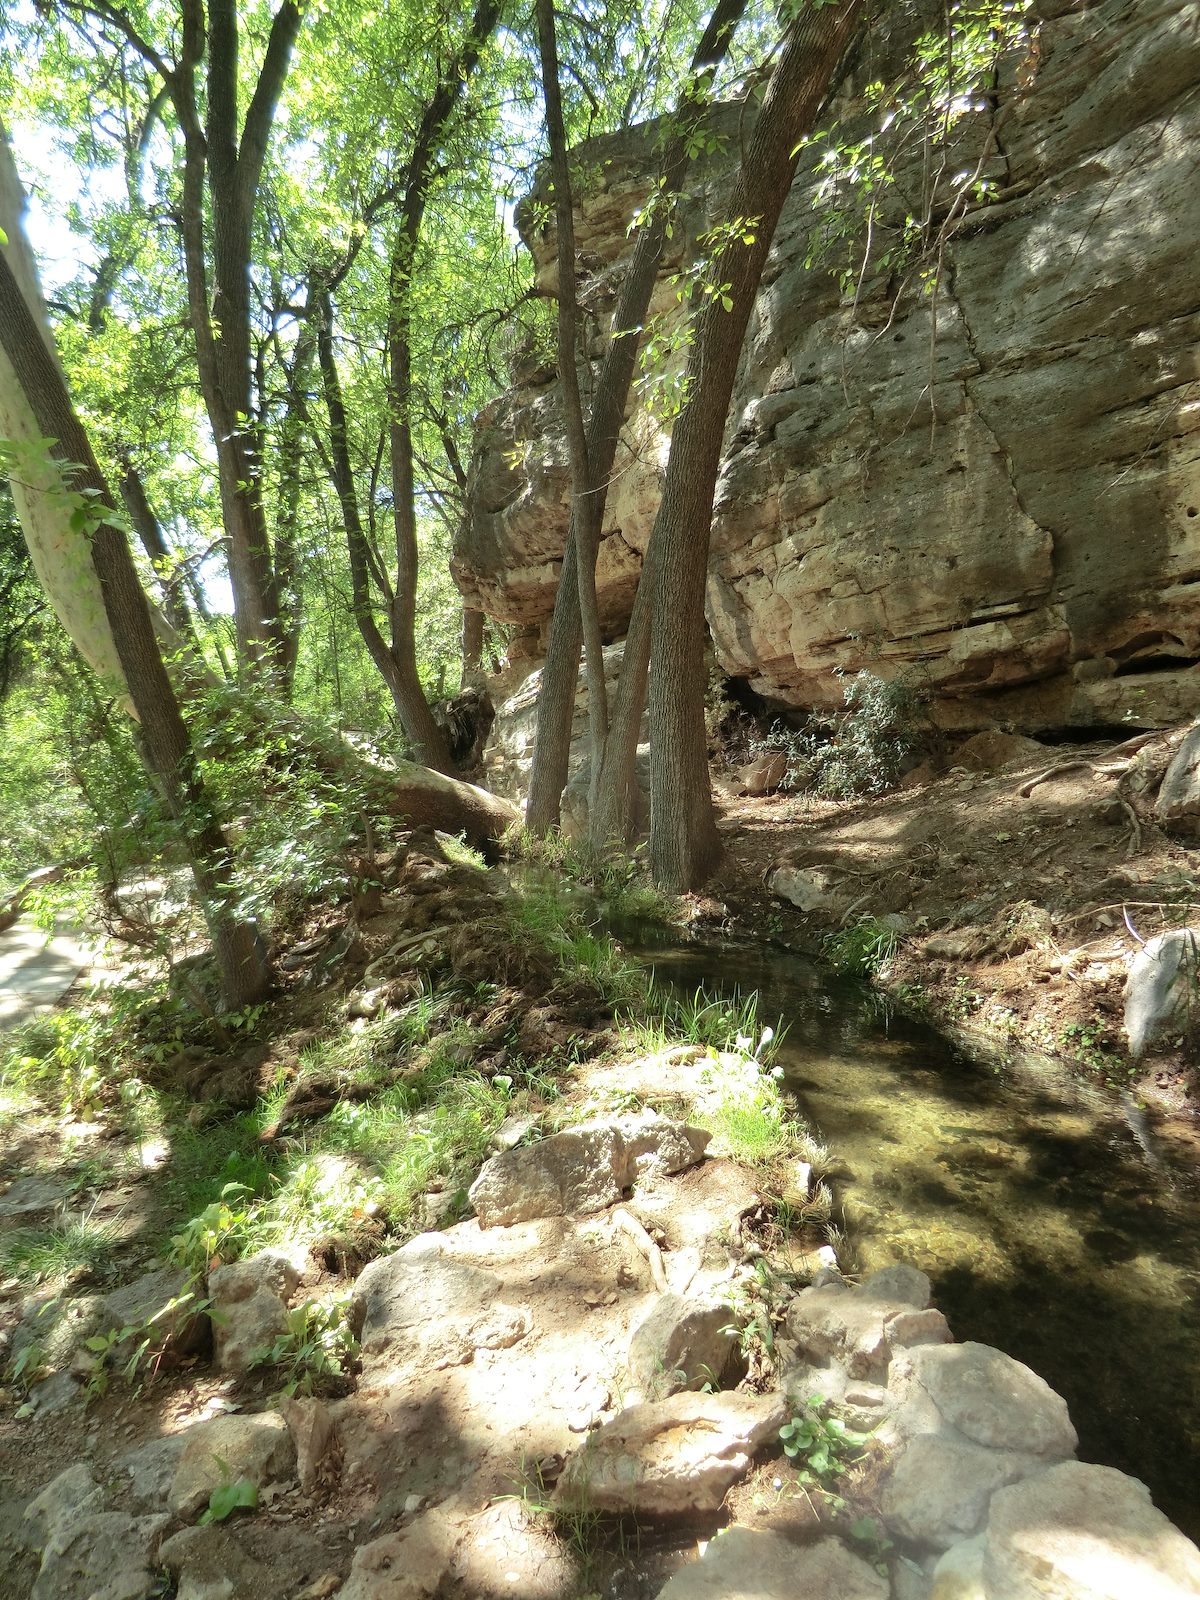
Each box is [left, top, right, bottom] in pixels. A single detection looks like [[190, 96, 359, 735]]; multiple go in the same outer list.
[[199, 1476, 259, 1524]]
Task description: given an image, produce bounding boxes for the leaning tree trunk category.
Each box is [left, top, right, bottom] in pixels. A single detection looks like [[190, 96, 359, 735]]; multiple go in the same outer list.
[[0, 249, 272, 1008], [644, 0, 865, 891], [0, 128, 271, 1006]]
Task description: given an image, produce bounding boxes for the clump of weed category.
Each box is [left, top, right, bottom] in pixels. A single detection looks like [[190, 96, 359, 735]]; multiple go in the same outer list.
[[822, 917, 899, 979]]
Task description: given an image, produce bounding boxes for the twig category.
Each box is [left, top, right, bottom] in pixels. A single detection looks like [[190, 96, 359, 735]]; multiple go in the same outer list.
[[612, 1206, 667, 1293]]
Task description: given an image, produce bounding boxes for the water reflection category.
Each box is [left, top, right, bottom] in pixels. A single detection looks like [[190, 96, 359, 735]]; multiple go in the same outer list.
[[639, 937, 1200, 1539]]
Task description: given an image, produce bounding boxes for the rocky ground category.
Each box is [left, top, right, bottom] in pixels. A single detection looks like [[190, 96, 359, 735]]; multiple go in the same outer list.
[[2, 794, 1200, 1598]]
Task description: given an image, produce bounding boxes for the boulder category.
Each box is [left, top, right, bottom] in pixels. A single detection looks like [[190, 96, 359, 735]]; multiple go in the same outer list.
[[23, 1463, 102, 1543], [738, 750, 790, 796], [931, 1536, 986, 1600], [337, 1513, 456, 1600], [982, 1462, 1200, 1600], [469, 1115, 709, 1228], [279, 1395, 338, 1494], [30, 1511, 169, 1600], [117, 1434, 191, 1514], [785, 1279, 951, 1383], [768, 863, 846, 915], [627, 1293, 738, 1398], [99, 1265, 208, 1366], [168, 1412, 296, 1520], [350, 1233, 530, 1378], [954, 732, 1047, 772], [1154, 725, 1200, 836], [1123, 927, 1200, 1058], [881, 1433, 1041, 1551], [208, 1250, 301, 1374], [891, 1342, 1078, 1460], [554, 1390, 786, 1517], [654, 1529, 888, 1600]]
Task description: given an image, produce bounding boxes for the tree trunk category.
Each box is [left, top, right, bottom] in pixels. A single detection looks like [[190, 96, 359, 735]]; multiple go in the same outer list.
[[645, 0, 865, 891], [0, 248, 272, 1007], [524, 0, 749, 833], [375, 0, 502, 773]]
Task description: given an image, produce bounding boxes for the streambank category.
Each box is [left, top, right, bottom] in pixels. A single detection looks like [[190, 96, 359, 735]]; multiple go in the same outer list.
[[710, 729, 1200, 1119], [3, 833, 1200, 1598]]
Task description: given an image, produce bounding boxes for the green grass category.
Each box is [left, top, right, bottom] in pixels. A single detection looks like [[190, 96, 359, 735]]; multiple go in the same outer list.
[[0, 1217, 120, 1284]]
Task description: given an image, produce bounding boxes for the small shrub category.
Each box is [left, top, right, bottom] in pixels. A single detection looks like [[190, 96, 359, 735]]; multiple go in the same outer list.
[[248, 1294, 359, 1396], [749, 671, 928, 800], [779, 1395, 870, 1488]]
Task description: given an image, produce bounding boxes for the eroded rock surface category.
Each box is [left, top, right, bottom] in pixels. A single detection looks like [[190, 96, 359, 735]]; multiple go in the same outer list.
[[458, 0, 1200, 739], [554, 1390, 788, 1517]]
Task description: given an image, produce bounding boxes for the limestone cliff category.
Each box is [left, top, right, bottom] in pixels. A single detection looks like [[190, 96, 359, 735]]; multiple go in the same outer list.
[[454, 0, 1200, 731]]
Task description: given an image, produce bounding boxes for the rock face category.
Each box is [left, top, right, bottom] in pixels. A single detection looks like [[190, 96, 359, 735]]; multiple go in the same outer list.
[[456, 0, 1200, 737]]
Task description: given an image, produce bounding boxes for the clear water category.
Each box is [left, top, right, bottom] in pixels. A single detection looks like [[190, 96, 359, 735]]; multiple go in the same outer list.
[[640, 937, 1200, 1540]]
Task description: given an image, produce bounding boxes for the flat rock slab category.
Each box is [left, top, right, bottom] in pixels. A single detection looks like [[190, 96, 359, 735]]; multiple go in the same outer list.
[[655, 1529, 889, 1600], [555, 1390, 787, 1518], [351, 1233, 530, 1379], [0, 1174, 70, 1218], [159, 1521, 345, 1600], [982, 1461, 1200, 1600]]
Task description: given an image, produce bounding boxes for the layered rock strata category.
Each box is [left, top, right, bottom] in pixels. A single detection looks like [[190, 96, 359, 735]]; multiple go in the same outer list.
[[455, 0, 1200, 732]]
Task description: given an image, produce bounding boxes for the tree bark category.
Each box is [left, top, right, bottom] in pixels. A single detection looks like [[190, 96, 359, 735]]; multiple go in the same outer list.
[[644, 0, 865, 891], [524, 0, 749, 833], [0, 248, 272, 1007]]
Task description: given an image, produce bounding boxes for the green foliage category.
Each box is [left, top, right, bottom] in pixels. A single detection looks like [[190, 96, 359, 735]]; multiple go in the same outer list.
[[0, 1217, 118, 1285], [248, 1294, 359, 1396], [779, 1395, 870, 1487], [170, 1183, 255, 1278], [800, 1, 1034, 306], [822, 916, 899, 979], [198, 1474, 259, 1526], [754, 671, 928, 800]]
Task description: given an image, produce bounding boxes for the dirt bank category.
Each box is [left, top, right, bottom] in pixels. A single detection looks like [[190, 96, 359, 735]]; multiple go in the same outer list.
[[707, 731, 1200, 1124]]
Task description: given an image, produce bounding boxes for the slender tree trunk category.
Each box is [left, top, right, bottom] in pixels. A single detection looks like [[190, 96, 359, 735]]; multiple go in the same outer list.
[[524, 0, 748, 833], [166, 0, 302, 683], [535, 0, 607, 794], [0, 251, 272, 1007], [645, 0, 865, 890], [374, 0, 502, 772]]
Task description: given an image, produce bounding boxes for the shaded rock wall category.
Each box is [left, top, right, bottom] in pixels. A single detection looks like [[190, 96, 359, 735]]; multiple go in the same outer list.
[[455, 0, 1200, 732]]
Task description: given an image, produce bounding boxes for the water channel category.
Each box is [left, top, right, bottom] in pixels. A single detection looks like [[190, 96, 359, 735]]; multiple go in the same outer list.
[[639, 936, 1200, 1541]]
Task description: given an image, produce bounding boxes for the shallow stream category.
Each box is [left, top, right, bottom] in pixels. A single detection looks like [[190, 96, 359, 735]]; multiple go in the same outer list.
[[640, 937, 1200, 1540]]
